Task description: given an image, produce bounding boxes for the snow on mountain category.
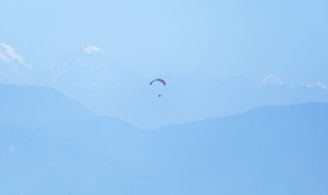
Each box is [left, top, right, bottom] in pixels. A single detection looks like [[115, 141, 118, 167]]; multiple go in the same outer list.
[[260, 73, 283, 85], [82, 45, 104, 54], [305, 81, 328, 91], [0, 43, 34, 84], [0, 43, 31, 69]]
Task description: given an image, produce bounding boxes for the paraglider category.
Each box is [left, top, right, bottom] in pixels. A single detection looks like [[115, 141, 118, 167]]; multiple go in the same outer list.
[[149, 79, 166, 86], [150, 79, 166, 97]]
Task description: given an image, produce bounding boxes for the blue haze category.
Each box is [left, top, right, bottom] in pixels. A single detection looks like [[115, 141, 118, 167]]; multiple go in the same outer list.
[[0, 84, 328, 194], [1, 0, 328, 194]]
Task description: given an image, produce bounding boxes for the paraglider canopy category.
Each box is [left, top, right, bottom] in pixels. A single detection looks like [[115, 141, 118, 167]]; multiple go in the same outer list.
[[150, 79, 166, 97], [150, 79, 166, 86]]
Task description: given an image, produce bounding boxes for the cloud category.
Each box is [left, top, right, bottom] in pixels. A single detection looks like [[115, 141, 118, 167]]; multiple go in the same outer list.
[[305, 81, 328, 91], [261, 73, 283, 85], [82, 45, 104, 54], [0, 43, 32, 69]]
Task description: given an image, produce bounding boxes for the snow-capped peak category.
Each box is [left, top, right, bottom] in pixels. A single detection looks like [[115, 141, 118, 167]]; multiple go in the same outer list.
[[261, 73, 283, 85], [0, 42, 32, 69], [305, 81, 328, 91], [82, 45, 104, 54]]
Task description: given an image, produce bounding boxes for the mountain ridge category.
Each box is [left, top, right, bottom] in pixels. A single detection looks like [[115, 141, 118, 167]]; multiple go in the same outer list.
[[0, 83, 94, 127], [1, 88, 327, 194], [1, 44, 328, 128]]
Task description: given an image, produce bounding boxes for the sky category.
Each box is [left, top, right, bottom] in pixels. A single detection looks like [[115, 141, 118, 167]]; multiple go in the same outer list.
[[1, 0, 328, 83]]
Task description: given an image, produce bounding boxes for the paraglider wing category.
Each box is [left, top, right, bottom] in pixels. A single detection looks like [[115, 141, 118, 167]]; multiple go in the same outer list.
[[150, 79, 166, 86], [150, 79, 166, 97]]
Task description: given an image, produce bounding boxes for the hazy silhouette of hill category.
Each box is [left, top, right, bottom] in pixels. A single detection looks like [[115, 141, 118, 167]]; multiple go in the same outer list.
[[0, 83, 94, 126], [142, 102, 328, 194], [0, 83, 327, 194]]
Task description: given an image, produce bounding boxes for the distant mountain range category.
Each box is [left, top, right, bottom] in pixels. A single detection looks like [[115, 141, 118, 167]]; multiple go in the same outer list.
[[1, 43, 328, 129], [44, 49, 328, 129], [0, 83, 327, 194]]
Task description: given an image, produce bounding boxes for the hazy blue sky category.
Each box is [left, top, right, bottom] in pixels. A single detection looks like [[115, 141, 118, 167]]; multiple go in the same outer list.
[[1, 0, 328, 83]]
